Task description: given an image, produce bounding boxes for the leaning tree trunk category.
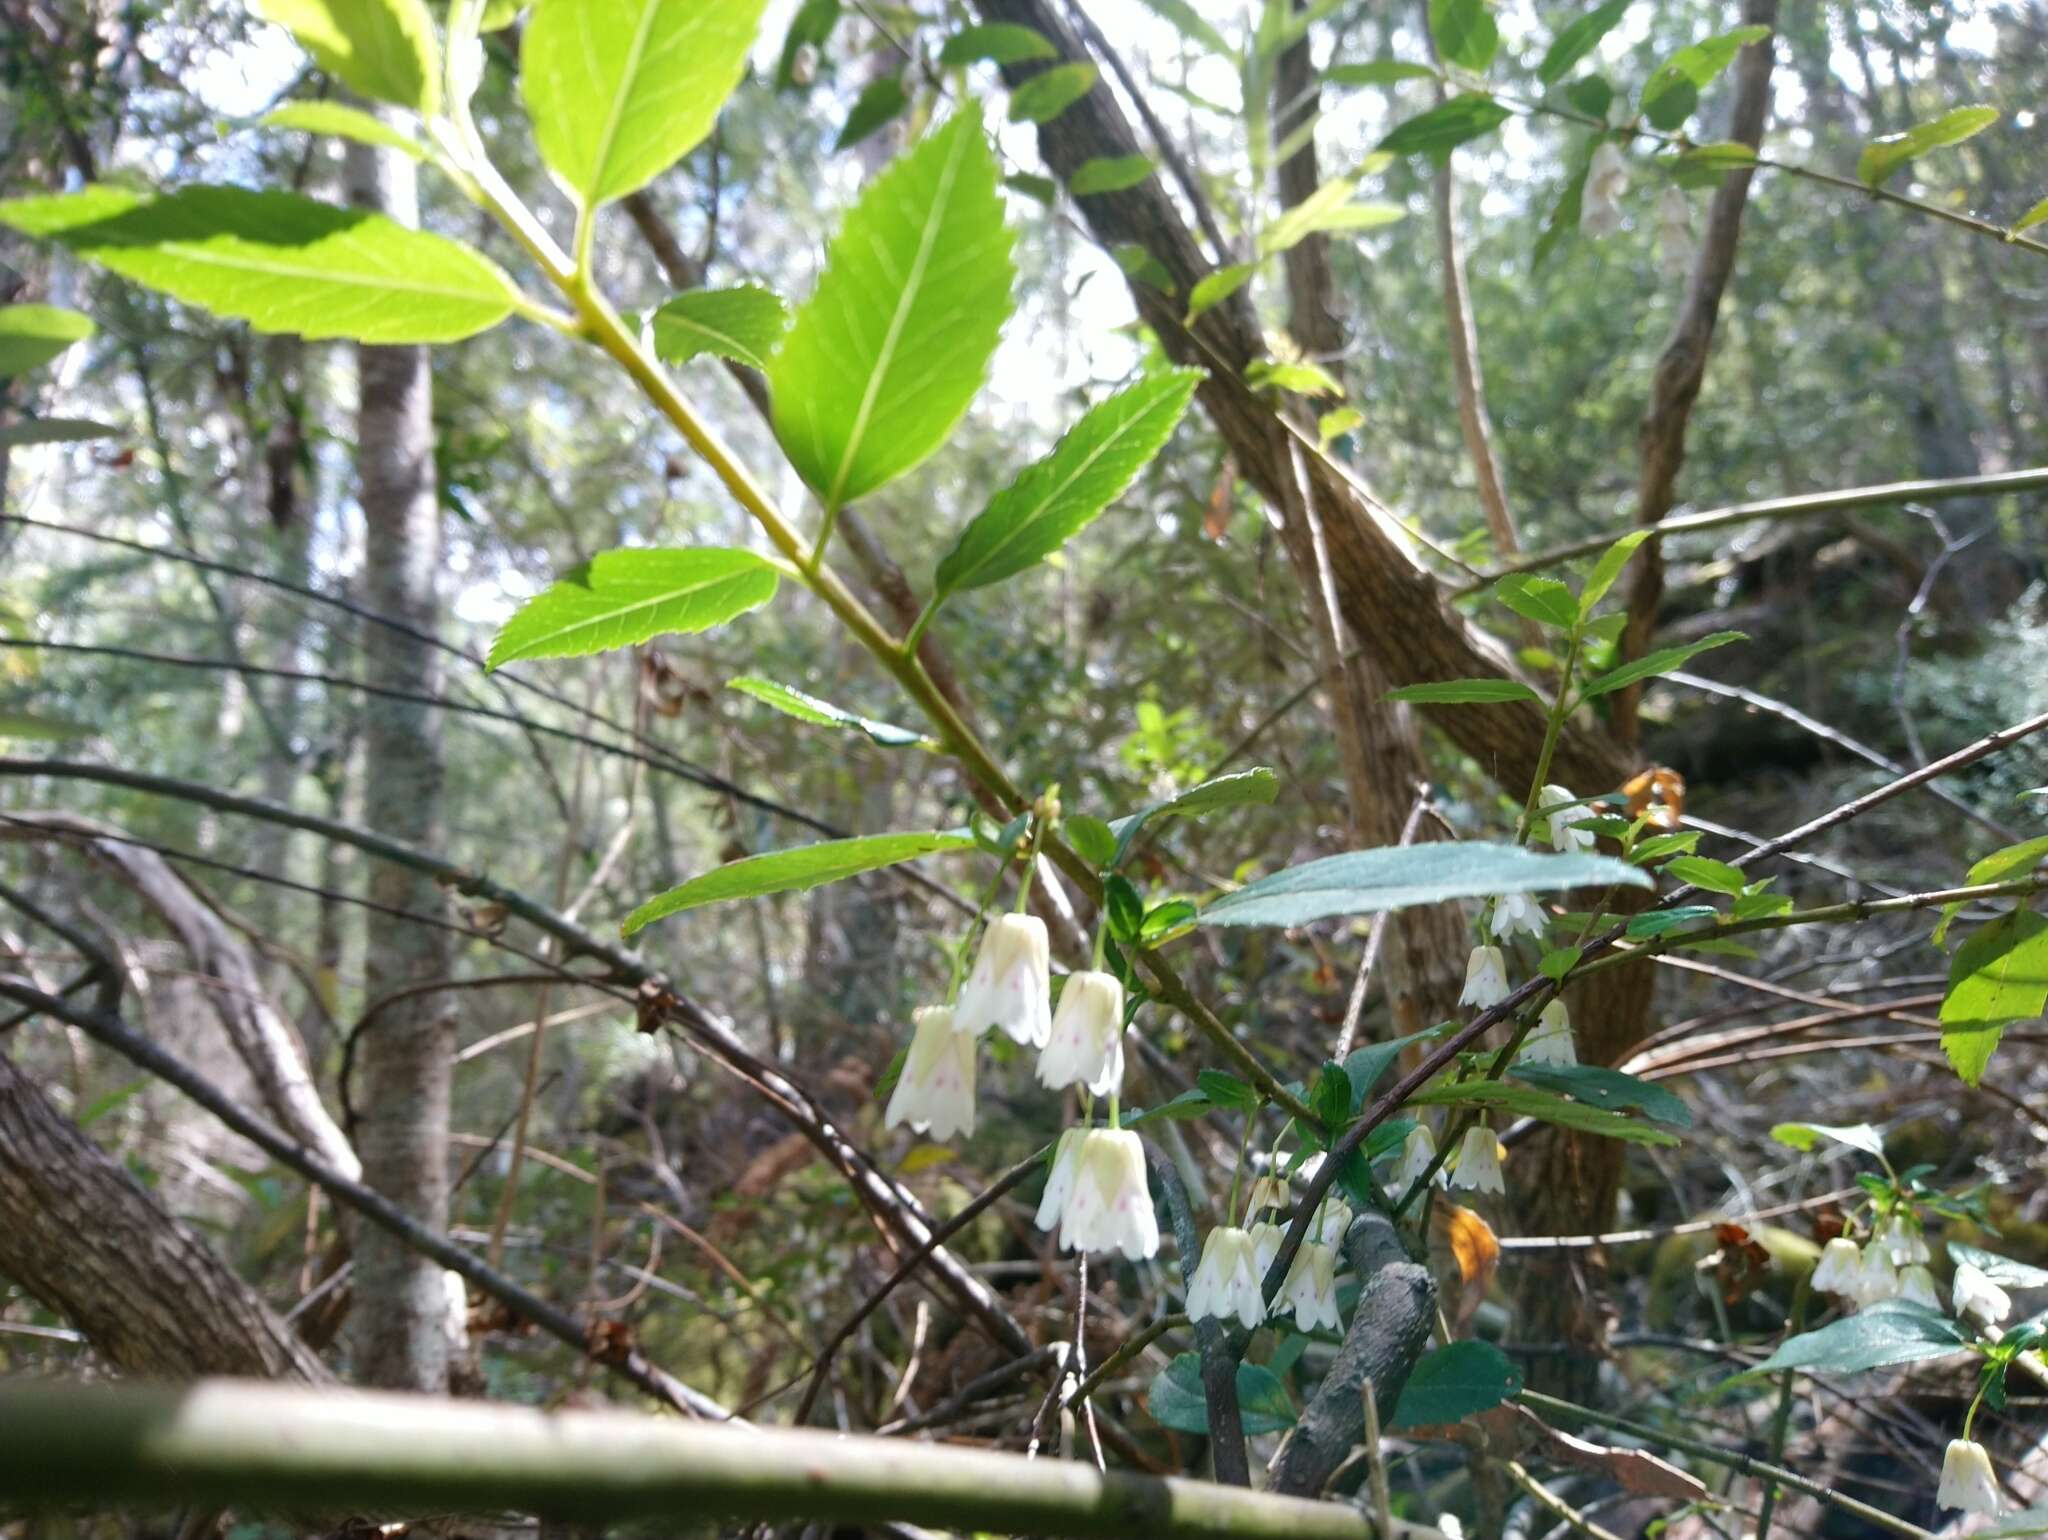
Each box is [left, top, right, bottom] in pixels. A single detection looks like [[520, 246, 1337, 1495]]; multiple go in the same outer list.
[[344, 127, 457, 1395]]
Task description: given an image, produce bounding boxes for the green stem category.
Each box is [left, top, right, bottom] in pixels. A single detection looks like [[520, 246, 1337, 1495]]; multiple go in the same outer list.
[[902, 594, 943, 658], [1065, 1315, 1189, 1409], [1754, 1278, 1809, 1539], [1515, 632, 1581, 846]]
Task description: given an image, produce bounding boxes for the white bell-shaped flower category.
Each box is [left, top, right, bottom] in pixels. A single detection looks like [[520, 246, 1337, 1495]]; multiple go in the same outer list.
[[1316, 1198, 1353, 1247], [1580, 142, 1628, 239], [954, 913, 1052, 1046], [1036, 969, 1124, 1095], [1521, 999, 1577, 1066], [1187, 1225, 1265, 1329], [1450, 1125, 1505, 1195], [1489, 891, 1548, 942], [1282, 1240, 1342, 1333], [1811, 1237, 1862, 1296], [883, 1006, 976, 1141], [1875, 1216, 1931, 1267], [1248, 1220, 1285, 1278], [1936, 1438, 2002, 1515], [1461, 945, 1511, 1009], [1244, 1173, 1289, 1216], [1540, 784, 1596, 854], [1034, 1127, 1084, 1232], [1896, 1264, 1941, 1310], [1854, 1244, 1900, 1306], [1388, 1124, 1440, 1197], [1953, 1261, 2012, 1325], [1055, 1129, 1159, 1259]]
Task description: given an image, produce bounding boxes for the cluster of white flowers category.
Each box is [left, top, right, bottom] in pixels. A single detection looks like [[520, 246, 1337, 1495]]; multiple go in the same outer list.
[[1187, 1168, 1349, 1333], [1809, 1214, 1939, 1309], [886, 910, 1159, 1260]]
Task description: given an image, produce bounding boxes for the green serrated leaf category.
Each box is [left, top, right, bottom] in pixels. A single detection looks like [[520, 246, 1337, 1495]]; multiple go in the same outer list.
[[623, 831, 977, 934], [1577, 630, 1746, 698], [1326, 59, 1438, 88], [261, 101, 426, 157], [1197, 1068, 1258, 1111], [254, 0, 440, 113], [1009, 62, 1098, 123], [1377, 94, 1511, 158], [0, 304, 93, 378], [1389, 1340, 1523, 1429], [1663, 855, 1746, 894], [1640, 24, 1770, 131], [1537, 0, 1630, 86], [1493, 573, 1579, 629], [1632, 831, 1700, 862], [1578, 529, 1651, 616], [1384, 678, 1542, 706], [938, 22, 1057, 66], [1071, 154, 1158, 196], [1065, 814, 1118, 867], [1106, 768, 1281, 867], [652, 286, 789, 372], [935, 370, 1201, 597], [1940, 909, 2048, 1085], [1428, 0, 1497, 73], [768, 114, 1015, 509], [1857, 106, 2000, 190], [523, 0, 766, 208], [1185, 262, 1255, 323], [1202, 843, 1650, 929], [0, 187, 519, 345], [725, 676, 925, 747], [1751, 1299, 1969, 1376], [488, 548, 780, 668]]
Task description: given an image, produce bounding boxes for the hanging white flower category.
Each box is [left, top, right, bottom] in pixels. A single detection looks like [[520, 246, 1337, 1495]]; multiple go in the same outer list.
[[1540, 784, 1596, 854], [1316, 1197, 1353, 1247], [1936, 1438, 2003, 1515], [1874, 1216, 1931, 1267], [1952, 1262, 2012, 1325], [1055, 1129, 1159, 1260], [1450, 1125, 1505, 1195], [1520, 999, 1577, 1066], [1853, 1244, 1900, 1306], [883, 1006, 976, 1141], [1244, 1173, 1289, 1216], [1036, 969, 1125, 1096], [1488, 891, 1548, 942], [1388, 1124, 1440, 1197], [1581, 141, 1628, 239], [954, 913, 1051, 1047], [1282, 1240, 1342, 1333], [1657, 184, 1694, 280], [1034, 1127, 1084, 1232], [1461, 945, 1511, 1009], [1187, 1225, 1266, 1329], [1896, 1264, 1941, 1310], [1811, 1237, 1862, 1296], [1248, 1219, 1285, 1278]]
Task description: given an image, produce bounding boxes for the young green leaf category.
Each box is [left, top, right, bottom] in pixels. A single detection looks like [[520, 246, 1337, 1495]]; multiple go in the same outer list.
[[1578, 528, 1652, 616], [1537, 0, 1630, 86], [1105, 873, 1146, 942], [1185, 263, 1255, 323], [1940, 909, 2048, 1085], [1428, 0, 1497, 74], [1492, 573, 1579, 629], [1196, 1068, 1259, 1111], [1639, 24, 1771, 131], [1112, 243, 1179, 295], [1071, 154, 1158, 196], [2016, 194, 2048, 235], [1311, 1059, 1351, 1135], [261, 101, 426, 157], [0, 304, 93, 378], [1672, 140, 1758, 179], [0, 418, 118, 447], [1008, 62, 1097, 123], [1106, 767, 1281, 866], [935, 369, 1202, 597], [622, 831, 977, 934], [1858, 106, 2000, 190], [1625, 905, 1718, 937], [1246, 359, 1341, 397], [1751, 1300, 1970, 1376], [767, 113, 1015, 508], [0, 710, 94, 741], [488, 548, 781, 668], [0, 187, 519, 344], [1576, 630, 1746, 698], [522, 0, 769, 209], [725, 676, 926, 748], [1325, 59, 1438, 88], [1201, 843, 1650, 929], [1376, 94, 1511, 157], [937, 22, 1057, 66], [1662, 855, 1746, 894], [1258, 177, 1403, 256], [1388, 1341, 1523, 1430], [1384, 679, 1542, 706], [253, 0, 440, 114], [837, 76, 910, 150], [651, 286, 789, 372]]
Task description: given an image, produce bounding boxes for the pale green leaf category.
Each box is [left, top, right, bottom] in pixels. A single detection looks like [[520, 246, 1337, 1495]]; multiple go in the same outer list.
[[1201, 842, 1651, 929], [838, 76, 909, 150], [1662, 855, 1746, 894], [1325, 59, 1437, 88], [938, 23, 1056, 66], [1493, 573, 1579, 629], [488, 548, 780, 668], [652, 286, 789, 372], [725, 676, 927, 748], [1384, 678, 1541, 706], [253, 0, 440, 113], [1260, 177, 1402, 255], [261, 101, 426, 157], [1009, 61, 1097, 123], [1185, 262, 1255, 323], [1538, 0, 1630, 86], [767, 114, 1015, 507], [0, 304, 93, 378], [0, 710, 94, 741], [2016, 195, 2048, 235], [1429, 0, 1497, 73], [1389, 1342, 1523, 1429], [1409, 1078, 1681, 1144], [1940, 910, 2048, 1085], [1577, 630, 1747, 698], [1578, 528, 1651, 615], [623, 831, 977, 933], [935, 369, 1202, 597], [1246, 359, 1342, 397], [1071, 154, 1157, 196], [522, 0, 768, 208], [0, 187, 519, 344], [1377, 94, 1511, 157], [1858, 105, 2000, 189]]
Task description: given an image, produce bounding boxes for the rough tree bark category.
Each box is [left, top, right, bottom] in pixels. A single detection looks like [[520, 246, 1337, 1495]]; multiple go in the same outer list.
[[345, 128, 457, 1394], [0, 1050, 330, 1382]]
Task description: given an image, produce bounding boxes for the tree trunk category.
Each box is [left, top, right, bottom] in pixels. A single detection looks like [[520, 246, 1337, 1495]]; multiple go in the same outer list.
[[345, 127, 457, 1395], [0, 1050, 331, 1382]]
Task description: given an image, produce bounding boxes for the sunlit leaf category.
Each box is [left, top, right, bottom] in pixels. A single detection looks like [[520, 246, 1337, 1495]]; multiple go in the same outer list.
[[1009, 61, 1097, 123], [1508, 1063, 1692, 1127], [1409, 1078, 1681, 1144], [1770, 1121, 1885, 1159], [0, 304, 93, 378], [1940, 909, 2048, 1085], [1185, 262, 1255, 323], [1202, 843, 1650, 929], [2015, 195, 2048, 235], [1858, 105, 2000, 189], [1537, 0, 1630, 86], [262, 101, 426, 157], [1071, 154, 1158, 196], [1107, 768, 1280, 867], [1492, 573, 1578, 629], [1578, 529, 1651, 615], [253, 0, 440, 113], [1384, 678, 1541, 706], [623, 831, 978, 933], [1259, 177, 1403, 256], [488, 548, 781, 668], [652, 286, 789, 372], [1576, 631, 1746, 698], [1639, 24, 1770, 131], [938, 22, 1056, 66], [1428, 0, 1497, 73], [725, 676, 927, 748]]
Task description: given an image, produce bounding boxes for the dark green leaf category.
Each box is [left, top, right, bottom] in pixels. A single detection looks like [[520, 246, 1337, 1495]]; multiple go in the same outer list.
[[1312, 1059, 1351, 1135], [1005, 172, 1058, 204], [1140, 899, 1199, 940], [1389, 1341, 1523, 1429], [1203, 843, 1649, 929], [1009, 62, 1097, 123], [0, 417, 118, 447], [1533, 139, 1592, 269], [1072, 154, 1158, 195], [1752, 1300, 1970, 1376], [1640, 24, 1770, 131], [1376, 94, 1511, 158], [725, 676, 926, 748], [1105, 873, 1146, 942], [837, 76, 910, 150], [1538, 947, 1581, 982], [1429, 0, 1497, 72], [1577, 630, 1746, 698], [652, 286, 790, 372], [1537, 0, 1630, 86], [1148, 1354, 1296, 1435], [1409, 1079, 1681, 1144], [1385, 678, 1542, 706], [1197, 1068, 1258, 1112], [1564, 74, 1613, 118], [937, 22, 1056, 66], [1625, 904, 1718, 937], [1508, 1062, 1692, 1127], [1107, 768, 1281, 867], [622, 831, 978, 933], [489, 548, 781, 668], [1344, 1022, 1455, 1109]]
